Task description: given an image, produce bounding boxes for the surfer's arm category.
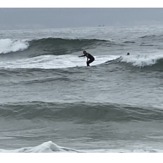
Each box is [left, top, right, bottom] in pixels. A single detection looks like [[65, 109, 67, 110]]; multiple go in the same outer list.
[[78, 54, 85, 57]]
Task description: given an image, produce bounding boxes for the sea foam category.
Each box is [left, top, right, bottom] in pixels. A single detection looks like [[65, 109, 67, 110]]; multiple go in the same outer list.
[[121, 52, 163, 67], [0, 54, 119, 69]]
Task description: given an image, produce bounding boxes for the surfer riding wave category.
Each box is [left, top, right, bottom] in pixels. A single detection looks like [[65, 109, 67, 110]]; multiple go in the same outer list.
[[79, 50, 95, 66]]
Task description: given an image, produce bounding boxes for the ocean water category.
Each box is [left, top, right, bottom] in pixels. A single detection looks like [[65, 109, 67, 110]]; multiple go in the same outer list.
[[0, 25, 163, 153]]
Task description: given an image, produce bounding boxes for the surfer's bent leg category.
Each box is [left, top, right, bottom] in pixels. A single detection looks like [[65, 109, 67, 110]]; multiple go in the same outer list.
[[87, 61, 90, 66], [87, 58, 94, 66]]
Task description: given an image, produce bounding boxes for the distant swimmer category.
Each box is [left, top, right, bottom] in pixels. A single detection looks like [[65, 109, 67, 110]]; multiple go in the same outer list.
[[127, 52, 130, 55], [79, 50, 95, 66]]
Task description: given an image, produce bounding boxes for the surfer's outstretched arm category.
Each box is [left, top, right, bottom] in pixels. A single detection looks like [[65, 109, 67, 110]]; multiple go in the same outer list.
[[78, 54, 85, 57]]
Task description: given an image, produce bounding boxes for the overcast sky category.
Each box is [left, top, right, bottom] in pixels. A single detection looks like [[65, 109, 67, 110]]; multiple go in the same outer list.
[[0, 8, 163, 29]]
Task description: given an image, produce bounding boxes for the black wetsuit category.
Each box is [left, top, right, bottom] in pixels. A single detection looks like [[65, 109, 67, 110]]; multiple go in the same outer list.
[[84, 53, 95, 66]]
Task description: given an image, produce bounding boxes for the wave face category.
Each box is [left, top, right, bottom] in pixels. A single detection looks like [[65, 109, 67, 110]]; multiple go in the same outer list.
[[0, 101, 162, 122], [28, 38, 108, 56], [139, 34, 163, 42]]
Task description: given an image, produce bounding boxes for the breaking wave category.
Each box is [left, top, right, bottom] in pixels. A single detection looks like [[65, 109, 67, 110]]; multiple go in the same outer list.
[[118, 53, 163, 69], [0, 38, 109, 57]]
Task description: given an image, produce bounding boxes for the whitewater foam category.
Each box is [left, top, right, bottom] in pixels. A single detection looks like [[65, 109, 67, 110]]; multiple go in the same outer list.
[[121, 52, 163, 67], [0, 39, 29, 54], [0, 54, 119, 69]]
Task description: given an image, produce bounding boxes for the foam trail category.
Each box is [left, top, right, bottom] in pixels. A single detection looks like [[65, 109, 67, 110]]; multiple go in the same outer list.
[[0, 39, 29, 54]]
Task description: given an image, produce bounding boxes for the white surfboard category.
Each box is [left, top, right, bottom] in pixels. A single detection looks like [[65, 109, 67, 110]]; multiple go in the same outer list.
[[89, 55, 120, 66]]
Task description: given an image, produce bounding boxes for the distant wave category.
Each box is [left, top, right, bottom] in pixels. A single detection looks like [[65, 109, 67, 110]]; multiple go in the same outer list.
[[139, 34, 163, 45], [0, 101, 162, 122], [140, 34, 157, 39], [139, 34, 163, 40]]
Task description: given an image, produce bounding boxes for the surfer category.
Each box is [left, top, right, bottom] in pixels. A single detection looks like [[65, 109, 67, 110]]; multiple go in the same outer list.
[[127, 52, 130, 55], [79, 50, 95, 66]]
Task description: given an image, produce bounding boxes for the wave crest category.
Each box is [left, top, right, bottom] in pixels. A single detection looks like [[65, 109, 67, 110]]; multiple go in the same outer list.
[[0, 39, 29, 54]]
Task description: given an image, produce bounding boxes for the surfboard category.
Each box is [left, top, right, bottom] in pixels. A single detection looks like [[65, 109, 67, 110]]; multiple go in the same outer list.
[[90, 56, 119, 66]]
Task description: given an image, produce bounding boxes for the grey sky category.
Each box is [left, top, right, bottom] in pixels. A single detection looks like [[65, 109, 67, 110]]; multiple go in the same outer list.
[[0, 8, 163, 29]]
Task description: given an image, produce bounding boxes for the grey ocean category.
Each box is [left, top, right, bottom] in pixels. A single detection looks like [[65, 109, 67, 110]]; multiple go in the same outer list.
[[0, 26, 163, 152]]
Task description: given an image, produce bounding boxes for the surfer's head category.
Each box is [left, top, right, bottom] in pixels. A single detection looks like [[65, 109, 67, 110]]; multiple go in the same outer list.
[[83, 50, 87, 54], [127, 52, 130, 55]]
